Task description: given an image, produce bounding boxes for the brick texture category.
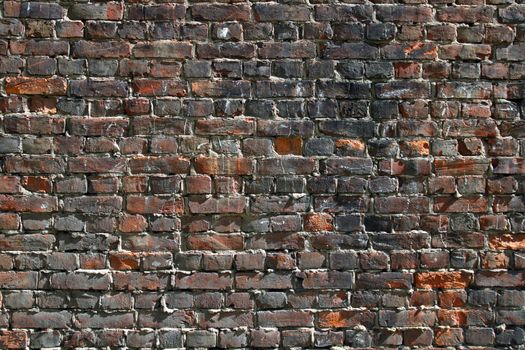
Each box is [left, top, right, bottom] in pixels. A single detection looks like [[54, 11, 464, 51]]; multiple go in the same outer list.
[[0, 0, 523, 348]]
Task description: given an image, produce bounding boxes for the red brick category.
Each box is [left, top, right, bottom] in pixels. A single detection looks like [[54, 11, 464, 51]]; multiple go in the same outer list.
[[175, 272, 233, 290], [109, 252, 140, 270], [304, 213, 333, 232], [21, 176, 51, 193], [0, 213, 19, 230], [0, 176, 20, 194], [437, 6, 494, 23], [5, 77, 66, 95], [434, 159, 489, 176], [415, 271, 473, 289], [0, 195, 57, 213], [118, 215, 147, 233], [435, 328, 464, 346], [127, 196, 183, 215], [489, 234, 525, 250], [317, 310, 375, 328], [72, 40, 130, 58], [191, 80, 250, 98], [434, 196, 488, 213], [194, 157, 253, 175], [132, 79, 187, 97], [274, 137, 303, 155], [187, 235, 243, 251]]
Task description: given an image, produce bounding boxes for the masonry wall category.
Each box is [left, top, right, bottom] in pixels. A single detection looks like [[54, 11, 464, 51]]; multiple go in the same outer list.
[[0, 0, 524, 348]]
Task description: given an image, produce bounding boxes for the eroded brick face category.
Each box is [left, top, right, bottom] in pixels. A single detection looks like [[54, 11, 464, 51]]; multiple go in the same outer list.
[[0, 0, 523, 348]]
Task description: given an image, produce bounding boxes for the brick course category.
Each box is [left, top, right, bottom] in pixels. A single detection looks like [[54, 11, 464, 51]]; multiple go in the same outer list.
[[0, 0, 524, 348]]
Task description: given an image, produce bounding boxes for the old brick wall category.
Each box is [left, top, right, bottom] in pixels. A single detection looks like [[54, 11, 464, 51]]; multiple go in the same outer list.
[[0, 0, 524, 348]]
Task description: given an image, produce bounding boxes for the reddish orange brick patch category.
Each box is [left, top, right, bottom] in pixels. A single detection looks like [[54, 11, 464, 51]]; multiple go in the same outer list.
[[489, 234, 525, 250], [304, 213, 333, 232], [274, 136, 303, 155], [415, 271, 473, 289]]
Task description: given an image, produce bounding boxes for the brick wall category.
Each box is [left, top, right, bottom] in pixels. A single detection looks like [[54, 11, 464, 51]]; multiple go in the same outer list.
[[0, 0, 524, 348]]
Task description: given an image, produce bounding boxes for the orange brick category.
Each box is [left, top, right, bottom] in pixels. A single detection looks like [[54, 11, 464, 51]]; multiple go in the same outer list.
[[415, 271, 473, 289], [274, 137, 303, 155]]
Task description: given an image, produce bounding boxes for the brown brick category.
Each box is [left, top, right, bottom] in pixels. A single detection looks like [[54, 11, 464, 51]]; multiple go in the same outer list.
[[274, 137, 303, 155]]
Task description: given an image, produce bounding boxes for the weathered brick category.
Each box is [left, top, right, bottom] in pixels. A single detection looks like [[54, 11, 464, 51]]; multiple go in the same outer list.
[[435, 328, 464, 346], [0, 272, 38, 289], [376, 81, 430, 99], [69, 157, 126, 173], [176, 272, 232, 290], [144, 4, 185, 20], [21, 3, 64, 20], [302, 271, 353, 289], [75, 313, 133, 329], [0, 330, 27, 349], [114, 272, 170, 291], [318, 310, 375, 328], [127, 196, 183, 215], [315, 5, 373, 21], [356, 272, 412, 289], [187, 234, 243, 251], [258, 311, 313, 327], [437, 82, 492, 99], [319, 120, 375, 138], [435, 159, 489, 176], [324, 158, 373, 175], [258, 120, 314, 137], [5, 77, 66, 95], [0, 195, 58, 212], [188, 196, 245, 214], [382, 42, 438, 60], [69, 3, 124, 20], [256, 81, 314, 98], [62, 196, 121, 215], [236, 272, 292, 289], [0, 1, 519, 345], [12, 311, 71, 329], [440, 44, 491, 60], [191, 4, 250, 22], [415, 271, 473, 289], [70, 79, 127, 97], [434, 196, 488, 213], [258, 157, 315, 175], [192, 80, 250, 98], [196, 118, 255, 136], [379, 310, 437, 327], [72, 40, 130, 58], [50, 272, 111, 290], [437, 6, 494, 23], [475, 272, 525, 287], [259, 42, 316, 59], [377, 6, 433, 22], [134, 41, 192, 59], [254, 4, 310, 21], [129, 156, 189, 174]]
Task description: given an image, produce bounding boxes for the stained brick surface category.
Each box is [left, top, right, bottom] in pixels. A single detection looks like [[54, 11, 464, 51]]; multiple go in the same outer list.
[[0, 0, 524, 348]]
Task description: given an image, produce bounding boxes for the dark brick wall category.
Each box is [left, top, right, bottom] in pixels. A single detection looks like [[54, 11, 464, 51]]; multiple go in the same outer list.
[[0, 0, 524, 348]]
